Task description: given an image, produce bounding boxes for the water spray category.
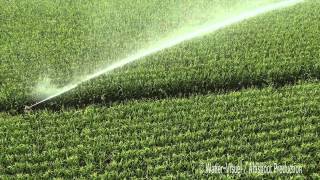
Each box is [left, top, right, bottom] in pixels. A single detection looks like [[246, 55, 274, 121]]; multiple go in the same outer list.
[[27, 0, 304, 110]]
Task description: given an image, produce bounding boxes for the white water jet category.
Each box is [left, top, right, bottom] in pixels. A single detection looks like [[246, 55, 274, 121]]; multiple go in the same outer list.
[[29, 0, 304, 108]]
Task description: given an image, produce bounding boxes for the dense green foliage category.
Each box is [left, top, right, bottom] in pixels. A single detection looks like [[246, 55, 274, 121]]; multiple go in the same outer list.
[[1, 0, 319, 178], [0, 83, 319, 178]]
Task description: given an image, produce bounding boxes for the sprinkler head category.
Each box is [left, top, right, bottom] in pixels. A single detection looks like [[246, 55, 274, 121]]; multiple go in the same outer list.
[[24, 105, 32, 113]]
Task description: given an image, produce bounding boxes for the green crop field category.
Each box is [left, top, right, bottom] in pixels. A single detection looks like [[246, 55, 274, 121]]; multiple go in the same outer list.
[[1, 83, 319, 178], [0, 0, 319, 178]]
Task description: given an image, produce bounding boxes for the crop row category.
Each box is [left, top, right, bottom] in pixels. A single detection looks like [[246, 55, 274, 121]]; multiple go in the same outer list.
[[0, 83, 319, 178], [1, 0, 320, 111]]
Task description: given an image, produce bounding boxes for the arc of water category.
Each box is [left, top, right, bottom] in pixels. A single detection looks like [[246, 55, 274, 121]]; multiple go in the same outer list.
[[28, 0, 304, 109]]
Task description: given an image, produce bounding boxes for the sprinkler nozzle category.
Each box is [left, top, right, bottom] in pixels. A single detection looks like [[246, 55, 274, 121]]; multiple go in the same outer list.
[[24, 105, 32, 113]]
